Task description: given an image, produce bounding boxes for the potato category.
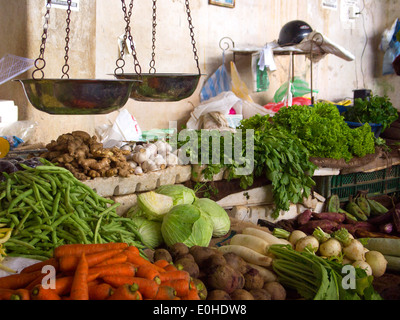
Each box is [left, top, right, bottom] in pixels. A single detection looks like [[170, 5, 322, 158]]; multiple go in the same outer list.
[[230, 289, 254, 300], [168, 243, 189, 259], [207, 265, 244, 294], [223, 252, 248, 274], [175, 253, 195, 262], [249, 288, 272, 300], [175, 257, 200, 278], [263, 281, 286, 300], [190, 246, 219, 268], [153, 248, 173, 263], [243, 267, 264, 290], [143, 249, 155, 263], [192, 278, 208, 300], [207, 290, 231, 300], [205, 254, 227, 271]]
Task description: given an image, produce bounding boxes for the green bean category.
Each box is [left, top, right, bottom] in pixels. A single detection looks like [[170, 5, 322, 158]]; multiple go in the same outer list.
[[6, 238, 36, 250], [6, 213, 19, 226], [6, 253, 49, 261], [51, 191, 62, 221], [7, 189, 33, 212], [64, 183, 74, 214], [0, 190, 6, 201], [51, 213, 73, 229], [40, 173, 57, 196], [6, 178, 13, 202], [56, 229, 79, 244], [35, 183, 53, 202], [14, 209, 33, 235]]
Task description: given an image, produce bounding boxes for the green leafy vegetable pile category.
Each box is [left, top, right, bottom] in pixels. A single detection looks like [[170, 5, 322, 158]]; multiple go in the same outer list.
[[179, 115, 317, 219], [269, 244, 382, 300], [343, 94, 399, 132], [273, 102, 376, 162]]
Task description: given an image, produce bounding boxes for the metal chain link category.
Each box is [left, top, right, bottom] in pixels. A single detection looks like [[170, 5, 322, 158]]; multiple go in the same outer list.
[[61, 0, 72, 79], [115, 0, 142, 76], [148, 0, 157, 73], [185, 0, 201, 75], [32, 0, 52, 80]]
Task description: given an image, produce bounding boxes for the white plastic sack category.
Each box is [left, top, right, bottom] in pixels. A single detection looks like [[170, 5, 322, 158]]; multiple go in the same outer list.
[[96, 109, 142, 148], [187, 92, 242, 130], [186, 91, 273, 130]]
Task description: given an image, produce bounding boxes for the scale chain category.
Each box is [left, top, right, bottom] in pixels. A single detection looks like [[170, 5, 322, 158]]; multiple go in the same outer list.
[[185, 0, 201, 75], [115, 0, 142, 77], [149, 0, 157, 74], [61, 0, 72, 79], [32, 0, 52, 80]]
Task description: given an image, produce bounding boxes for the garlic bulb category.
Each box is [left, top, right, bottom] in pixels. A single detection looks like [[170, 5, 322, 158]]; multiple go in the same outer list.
[[134, 166, 143, 175], [166, 153, 179, 167]]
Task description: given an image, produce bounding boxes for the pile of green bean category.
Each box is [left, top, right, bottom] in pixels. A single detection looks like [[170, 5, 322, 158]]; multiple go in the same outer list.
[[0, 162, 146, 261]]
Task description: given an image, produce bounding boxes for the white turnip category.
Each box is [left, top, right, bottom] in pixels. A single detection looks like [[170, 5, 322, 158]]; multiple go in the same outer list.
[[295, 236, 319, 253], [343, 239, 365, 261], [352, 260, 372, 276], [319, 239, 342, 258], [288, 230, 307, 246], [365, 251, 388, 278]]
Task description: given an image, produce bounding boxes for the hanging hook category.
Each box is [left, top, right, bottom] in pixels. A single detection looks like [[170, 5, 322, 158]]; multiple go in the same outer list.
[[219, 37, 235, 52]]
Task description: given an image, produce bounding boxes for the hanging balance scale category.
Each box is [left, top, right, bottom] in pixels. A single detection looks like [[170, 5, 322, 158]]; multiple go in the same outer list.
[[114, 0, 203, 102], [17, 0, 142, 115]]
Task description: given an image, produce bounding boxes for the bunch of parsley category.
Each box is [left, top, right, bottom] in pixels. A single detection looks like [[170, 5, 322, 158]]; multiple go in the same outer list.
[[273, 103, 376, 162]]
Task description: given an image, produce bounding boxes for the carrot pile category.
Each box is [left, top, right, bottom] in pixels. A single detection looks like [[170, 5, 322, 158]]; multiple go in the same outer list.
[[0, 242, 200, 300]]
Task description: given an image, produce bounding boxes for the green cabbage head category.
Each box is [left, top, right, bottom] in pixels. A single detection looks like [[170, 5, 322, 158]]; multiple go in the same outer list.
[[193, 198, 231, 237], [155, 185, 196, 206], [161, 204, 213, 248], [137, 191, 174, 221]]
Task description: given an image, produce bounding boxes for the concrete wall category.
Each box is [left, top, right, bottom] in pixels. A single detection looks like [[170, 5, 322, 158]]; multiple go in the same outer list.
[[0, 0, 399, 144]]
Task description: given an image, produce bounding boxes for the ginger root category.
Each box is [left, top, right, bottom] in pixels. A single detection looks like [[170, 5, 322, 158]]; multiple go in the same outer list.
[[41, 131, 135, 180]]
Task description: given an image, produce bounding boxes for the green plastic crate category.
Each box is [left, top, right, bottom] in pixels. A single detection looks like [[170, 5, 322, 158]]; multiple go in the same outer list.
[[313, 165, 400, 202]]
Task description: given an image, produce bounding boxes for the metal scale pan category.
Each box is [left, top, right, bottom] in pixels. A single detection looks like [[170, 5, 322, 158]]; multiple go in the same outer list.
[[17, 0, 141, 115], [114, 0, 203, 102]]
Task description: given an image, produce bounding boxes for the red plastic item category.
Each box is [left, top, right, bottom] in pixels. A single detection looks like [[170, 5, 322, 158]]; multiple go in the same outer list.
[[264, 97, 312, 113]]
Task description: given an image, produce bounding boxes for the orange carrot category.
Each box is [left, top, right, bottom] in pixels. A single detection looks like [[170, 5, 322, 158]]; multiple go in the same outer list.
[[162, 279, 190, 297], [96, 253, 127, 266], [125, 246, 140, 255], [164, 264, 179, 272], [107, 283, 142, 300], [89, 263, 136, 278], [135, 264, 161, 281], [70, 253, 89, 300], [20, 258, 59, 274], [59, 249, 124, 272], [154, 285, 177, 300], [25, 273, 47, 291], [154, 259, 171, 269], [52, 273, 98, 296], [159, 270, 190, 283], [30, 285, 62, 300], [10, 288, 31, 300], [0, 289, 16, 300], [102, 276, 160, 299], [88, 283, 114, 300], [0, 271, 42, 290], [124, 250, 153, 266], [53, 243, 128, 258], [181, 288, 201, 300]]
